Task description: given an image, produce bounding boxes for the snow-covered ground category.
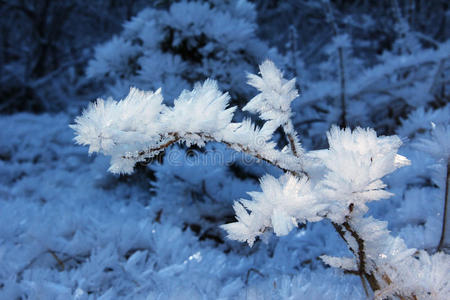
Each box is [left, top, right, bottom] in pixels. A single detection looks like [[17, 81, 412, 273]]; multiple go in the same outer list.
[[0, 113, 367, 299], [0, 112, 446, 299]]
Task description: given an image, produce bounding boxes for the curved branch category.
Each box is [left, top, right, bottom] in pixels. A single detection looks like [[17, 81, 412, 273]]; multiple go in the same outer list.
[[121, 131, 307, 178]]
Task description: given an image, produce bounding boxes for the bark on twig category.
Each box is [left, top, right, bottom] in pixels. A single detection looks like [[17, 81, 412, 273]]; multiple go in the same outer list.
[[122, 131, 308, 178]]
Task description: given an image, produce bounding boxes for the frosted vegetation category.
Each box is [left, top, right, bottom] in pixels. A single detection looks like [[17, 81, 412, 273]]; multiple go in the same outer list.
[[1, 0, 449, 299], [72, 59, 449, 299], [86, 0, 282, 102]]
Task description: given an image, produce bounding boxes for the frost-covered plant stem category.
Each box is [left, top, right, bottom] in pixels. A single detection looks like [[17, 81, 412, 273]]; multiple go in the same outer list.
[[437, 161, 449, 252], [282, 119, 302, 158], [332, 218, 379, 296], [123, 130, 306, 177], [331, 208, 390, 297], [333, 216, 424, 300], [73, 61, 449, 299]]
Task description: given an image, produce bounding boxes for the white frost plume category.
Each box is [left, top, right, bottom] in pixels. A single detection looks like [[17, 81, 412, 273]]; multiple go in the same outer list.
[[70, 87, 165, 156], [222, 174, 327, 246], [71, 74, 305, 175], [319, 126, 410, 222], [161, 79, 236, 137], [71, 81, 236, 174], [244, 60, 299, 129]]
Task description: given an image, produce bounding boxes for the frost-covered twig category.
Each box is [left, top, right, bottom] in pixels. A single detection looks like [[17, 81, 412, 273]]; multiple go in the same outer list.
[[245, 60, 304, 159], [332, 218, 380, 296], [223, 124, 449, 297], [72, 61, 306, 177], [73, 61, 450, 299], [122, 130, 304, 177]]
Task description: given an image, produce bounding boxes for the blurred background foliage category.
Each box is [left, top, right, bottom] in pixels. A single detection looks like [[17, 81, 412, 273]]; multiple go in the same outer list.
[[1, 0, 447, 114]]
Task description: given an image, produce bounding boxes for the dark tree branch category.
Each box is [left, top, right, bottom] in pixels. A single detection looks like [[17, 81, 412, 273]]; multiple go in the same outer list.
[[122, 131, 308, 178], [437, 160, 450, 252]]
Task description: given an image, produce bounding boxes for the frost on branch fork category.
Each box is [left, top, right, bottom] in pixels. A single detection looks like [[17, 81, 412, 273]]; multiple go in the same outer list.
[[70, 68, 303, 176], [72, 61, 449, 299]]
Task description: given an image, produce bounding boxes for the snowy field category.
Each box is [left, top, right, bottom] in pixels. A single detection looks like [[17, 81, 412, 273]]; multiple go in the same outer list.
[[0, 113, 367, 298], [0, 107, 446, 299]]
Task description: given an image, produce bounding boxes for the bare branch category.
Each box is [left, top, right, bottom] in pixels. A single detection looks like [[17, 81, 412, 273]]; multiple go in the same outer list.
[[437, 161, 450, 252]]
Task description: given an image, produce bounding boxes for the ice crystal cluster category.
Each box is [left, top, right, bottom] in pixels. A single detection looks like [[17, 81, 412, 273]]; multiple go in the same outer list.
[[72, 61, 450, 299]]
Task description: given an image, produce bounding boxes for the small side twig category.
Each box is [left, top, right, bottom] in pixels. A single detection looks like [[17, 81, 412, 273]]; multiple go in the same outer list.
[[332, 221, 370, 297], [331, 204, 381, 296], [281, 119, 309, 179], [245, 268, 264, 285], [48, 249, 65, 271]]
